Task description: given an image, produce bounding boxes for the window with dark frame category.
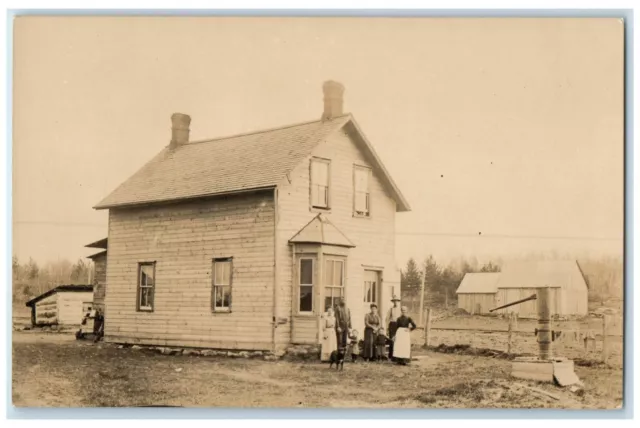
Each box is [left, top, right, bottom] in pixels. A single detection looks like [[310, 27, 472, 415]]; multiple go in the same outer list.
[[137, 262, 155, 312], [299, 258, 314, 313], [364, 279, 377, 304], [354, 165, 371, 217], [324, 259, 344, 312], [310, 158, 330, 209], [212, 258, 232, 312]]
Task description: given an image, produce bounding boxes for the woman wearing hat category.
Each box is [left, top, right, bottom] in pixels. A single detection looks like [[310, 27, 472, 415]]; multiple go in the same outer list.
[[363, 303, 381, 361], [385, 295, 402, 360], [393, 306, 417, 365]]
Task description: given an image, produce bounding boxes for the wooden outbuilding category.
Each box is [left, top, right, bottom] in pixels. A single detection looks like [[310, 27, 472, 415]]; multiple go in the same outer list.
[[25, 285, 94, 326], [456, 272, 500, 314], [456, 261, 589, 318]]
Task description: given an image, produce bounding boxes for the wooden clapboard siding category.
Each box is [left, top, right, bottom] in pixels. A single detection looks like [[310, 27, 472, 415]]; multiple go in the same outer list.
[[104, 191, 276, 351], [34, 294, 58, 325], [496, 287, 562, 318], [291, 316, 319, 344], [57, 292, 93, 325], [93, 253, 107, 311], [457, 293, 496, 315], [276, 127, 399, 344]]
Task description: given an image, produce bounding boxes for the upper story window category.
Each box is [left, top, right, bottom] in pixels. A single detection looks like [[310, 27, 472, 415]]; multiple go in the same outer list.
[[212, 258, 233, 312], [310, 157, 331, 209], [353, 165, 371, 217], [137, 262, 156, 312]]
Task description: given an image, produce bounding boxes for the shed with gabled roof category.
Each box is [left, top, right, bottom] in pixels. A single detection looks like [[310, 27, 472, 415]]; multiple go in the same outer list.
[[26, 285, 94, 326], [455, 272, 501, 314]]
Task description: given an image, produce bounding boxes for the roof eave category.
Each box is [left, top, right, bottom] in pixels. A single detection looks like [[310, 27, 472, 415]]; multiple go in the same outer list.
[[85, 238, 108, 249], [288, 240, 356, 249], [87, 250, 108, 259], [93, 185, 278, 210]]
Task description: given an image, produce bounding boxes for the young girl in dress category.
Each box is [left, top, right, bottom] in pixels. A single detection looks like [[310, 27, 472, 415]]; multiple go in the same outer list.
[[320, 307, 338, 362], [347, 329, 360, 362]]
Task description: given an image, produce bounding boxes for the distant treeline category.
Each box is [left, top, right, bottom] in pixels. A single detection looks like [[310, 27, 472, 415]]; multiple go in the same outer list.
[[12, 256, 92, 304], [400, 253, 623, 306]]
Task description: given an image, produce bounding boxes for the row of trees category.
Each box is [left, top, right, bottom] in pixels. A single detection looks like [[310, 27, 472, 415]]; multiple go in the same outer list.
[[401, 256, 501, 306], [400, 253, 624, 308], [12, 256, 92, 304]]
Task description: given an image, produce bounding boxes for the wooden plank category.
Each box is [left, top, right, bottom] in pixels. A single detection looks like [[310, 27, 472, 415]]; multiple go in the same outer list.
[[424, 308, 432, 347], [507, 312, 514, 354], [602, 315, 609, 363]]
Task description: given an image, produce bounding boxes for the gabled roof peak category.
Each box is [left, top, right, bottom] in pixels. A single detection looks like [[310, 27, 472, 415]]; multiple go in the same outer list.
[[289, 213, 355, 248]]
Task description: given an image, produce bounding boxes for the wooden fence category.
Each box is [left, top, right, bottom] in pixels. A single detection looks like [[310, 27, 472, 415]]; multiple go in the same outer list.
[[419, 308, 622, 364]]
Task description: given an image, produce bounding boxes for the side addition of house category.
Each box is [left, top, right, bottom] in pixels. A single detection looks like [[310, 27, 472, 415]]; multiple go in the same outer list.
[[94, 81, 410, 354]]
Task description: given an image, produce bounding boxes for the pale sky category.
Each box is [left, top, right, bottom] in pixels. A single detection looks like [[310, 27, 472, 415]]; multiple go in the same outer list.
[[12, 17, 624, 268]]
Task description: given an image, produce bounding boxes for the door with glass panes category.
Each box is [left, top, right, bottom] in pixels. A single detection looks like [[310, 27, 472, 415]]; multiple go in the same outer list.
[[363, 270, 381, 320]]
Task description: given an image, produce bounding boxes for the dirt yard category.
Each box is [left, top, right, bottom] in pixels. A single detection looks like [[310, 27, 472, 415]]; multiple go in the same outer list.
[[12, 331, 623, 409]]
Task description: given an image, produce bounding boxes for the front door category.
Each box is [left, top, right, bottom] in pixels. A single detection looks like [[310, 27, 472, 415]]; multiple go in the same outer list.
[[363, 270, 381, 320]]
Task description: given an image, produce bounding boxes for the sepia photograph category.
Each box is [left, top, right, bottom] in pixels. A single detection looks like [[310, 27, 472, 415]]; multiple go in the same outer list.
[[10, 14, 626, 410]]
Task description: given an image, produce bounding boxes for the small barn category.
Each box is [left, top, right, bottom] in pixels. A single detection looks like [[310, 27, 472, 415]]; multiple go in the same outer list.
[[86, 237, 108, 313], [493, 260, 589, 318], [25, 285, 94, 326], [456, 272, 500, 314]]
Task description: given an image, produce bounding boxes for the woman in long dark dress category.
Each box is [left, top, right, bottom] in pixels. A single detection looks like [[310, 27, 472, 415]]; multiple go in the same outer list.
[[394, 306, 417, 365], [363, 304, 381, 361]]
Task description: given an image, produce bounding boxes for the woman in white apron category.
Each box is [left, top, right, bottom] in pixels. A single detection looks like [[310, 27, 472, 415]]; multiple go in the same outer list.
[[320, 307, 338, 361], [393, 306, 417, 365]]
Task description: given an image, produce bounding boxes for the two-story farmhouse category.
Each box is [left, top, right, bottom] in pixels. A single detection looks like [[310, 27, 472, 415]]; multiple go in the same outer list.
[[94, 81, 410, 354]]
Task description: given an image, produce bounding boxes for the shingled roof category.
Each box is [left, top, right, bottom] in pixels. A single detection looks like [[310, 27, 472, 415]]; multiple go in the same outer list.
[[495, 260, 587, 289], [456, 272, 501, 294], [94, 114, 411, 212]]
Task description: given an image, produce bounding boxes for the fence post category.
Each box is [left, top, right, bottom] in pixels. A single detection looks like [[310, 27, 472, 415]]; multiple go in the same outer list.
[[507, 312, 514, 354], [424, 308, 432, 348], [602, 315, 609, 363]]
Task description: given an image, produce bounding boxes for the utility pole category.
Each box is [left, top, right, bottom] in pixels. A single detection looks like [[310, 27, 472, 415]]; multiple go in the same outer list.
[[419, 263, 426, 326]]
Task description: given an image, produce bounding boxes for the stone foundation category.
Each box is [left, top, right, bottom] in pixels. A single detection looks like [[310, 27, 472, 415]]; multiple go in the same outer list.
[[283, 344, 322, 360], [115, 344, 279, 361]]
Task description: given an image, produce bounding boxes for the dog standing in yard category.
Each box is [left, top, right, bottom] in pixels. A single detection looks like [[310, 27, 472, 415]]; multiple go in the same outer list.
[[329, 347, 346, 370]]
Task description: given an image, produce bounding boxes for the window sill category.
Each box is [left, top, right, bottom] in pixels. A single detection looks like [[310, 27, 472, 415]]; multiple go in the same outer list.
[[137, 307, 154, 313], [310, 206, 331, 214], [212, 309, 232, 314], [353, 213, 371, 219], [295, 312, 317, 317]]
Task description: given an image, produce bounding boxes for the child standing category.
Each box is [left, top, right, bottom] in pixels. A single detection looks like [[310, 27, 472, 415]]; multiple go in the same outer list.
[[347, 329, 360, 362], [375, 327, 391, 362]]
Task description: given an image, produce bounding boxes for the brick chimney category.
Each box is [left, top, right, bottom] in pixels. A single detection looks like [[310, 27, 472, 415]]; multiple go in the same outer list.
[[321, 80, 345, 121], [170, 113, 191, 148]]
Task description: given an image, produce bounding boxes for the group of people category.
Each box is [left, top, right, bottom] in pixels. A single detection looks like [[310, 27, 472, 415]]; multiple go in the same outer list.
[[320, 295, 417, 365]]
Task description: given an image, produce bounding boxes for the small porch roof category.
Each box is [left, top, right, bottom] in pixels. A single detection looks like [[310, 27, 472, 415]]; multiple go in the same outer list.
[[85, 237, 108, 249], [288, 214, 355, 248]]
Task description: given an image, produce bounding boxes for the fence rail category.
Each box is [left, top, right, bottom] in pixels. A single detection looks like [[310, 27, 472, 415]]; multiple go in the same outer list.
[[419, 308, 621, 364]]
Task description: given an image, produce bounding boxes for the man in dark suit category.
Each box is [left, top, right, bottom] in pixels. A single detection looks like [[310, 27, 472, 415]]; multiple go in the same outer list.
[[334, 297, 351, 348]]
